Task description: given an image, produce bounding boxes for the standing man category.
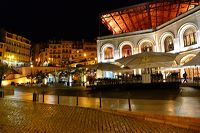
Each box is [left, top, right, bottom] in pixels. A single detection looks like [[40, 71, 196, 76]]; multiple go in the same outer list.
[[183, 71, 188, 83]]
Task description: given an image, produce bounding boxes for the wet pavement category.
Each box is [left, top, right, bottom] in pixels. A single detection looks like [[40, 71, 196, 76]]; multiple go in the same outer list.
[[2, 86, 200, 118], [0, 99, 199, 133], [0, 87, 200, 133]]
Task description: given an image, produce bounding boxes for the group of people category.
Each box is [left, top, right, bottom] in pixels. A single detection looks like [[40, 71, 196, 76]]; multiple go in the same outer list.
[[166, 71, 188, 83]]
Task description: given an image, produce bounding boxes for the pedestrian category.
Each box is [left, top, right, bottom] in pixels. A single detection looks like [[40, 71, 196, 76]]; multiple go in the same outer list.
[[183, 71, 188, 83]]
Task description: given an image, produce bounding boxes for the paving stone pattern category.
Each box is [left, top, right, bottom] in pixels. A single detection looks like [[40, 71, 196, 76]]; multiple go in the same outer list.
[[0, 99, 198, 133]]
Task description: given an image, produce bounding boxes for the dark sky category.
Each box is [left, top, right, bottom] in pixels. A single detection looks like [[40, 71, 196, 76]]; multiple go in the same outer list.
[[0, 0, 148, 43]]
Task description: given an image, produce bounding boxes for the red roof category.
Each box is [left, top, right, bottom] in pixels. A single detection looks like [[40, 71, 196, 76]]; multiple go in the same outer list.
[[100, 0, 200, 35]]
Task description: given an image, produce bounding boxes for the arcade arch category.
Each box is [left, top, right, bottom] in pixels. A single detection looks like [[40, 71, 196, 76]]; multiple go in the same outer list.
[[119, 41, 134, 58], [178, 23, 198, 48], [180, 54, 196, 79], [160, 32, 174, 52], [138, 39, 155, 53], [101, 43, 115, 61]]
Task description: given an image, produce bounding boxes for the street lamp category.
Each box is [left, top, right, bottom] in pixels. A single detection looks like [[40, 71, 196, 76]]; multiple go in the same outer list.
[[84, 53, 87, 63], [31, 64, 37, 102], [84, 53, 87, 57], [30, 64, 33, 85]]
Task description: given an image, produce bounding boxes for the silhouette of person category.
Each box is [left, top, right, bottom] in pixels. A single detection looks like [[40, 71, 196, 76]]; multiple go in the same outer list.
[[183, 71, 188, 83]]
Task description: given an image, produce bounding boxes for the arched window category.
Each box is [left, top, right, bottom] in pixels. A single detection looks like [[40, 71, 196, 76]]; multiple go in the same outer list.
[[183, 28, 197, 47], [104, 47, 114, 59], [122, 45, 132, 57], [164, 36, 174, 52], [141, 42, 152, 52]]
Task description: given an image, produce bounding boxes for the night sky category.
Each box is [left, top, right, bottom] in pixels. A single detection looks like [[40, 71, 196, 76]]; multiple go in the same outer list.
[[0, 0, 149, 43]]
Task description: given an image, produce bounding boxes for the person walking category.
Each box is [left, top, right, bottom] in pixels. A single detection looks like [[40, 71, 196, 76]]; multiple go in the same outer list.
[[183, 71, 188, 83]]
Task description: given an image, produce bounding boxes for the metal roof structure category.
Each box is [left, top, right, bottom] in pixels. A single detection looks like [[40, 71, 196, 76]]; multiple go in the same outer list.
[[100, 0, 200, 35]]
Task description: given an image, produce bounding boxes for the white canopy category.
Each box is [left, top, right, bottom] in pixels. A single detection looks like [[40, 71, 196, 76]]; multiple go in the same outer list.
[[115, 52, 178, 69], [85, 62, 129, 72]]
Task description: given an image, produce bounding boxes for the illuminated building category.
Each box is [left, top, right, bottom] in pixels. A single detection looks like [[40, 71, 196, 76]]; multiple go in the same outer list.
[[33, 42, 48, 66], [0, 29, 31, 67], [97, 0, 200, 78], [38, 39, 97, 67]]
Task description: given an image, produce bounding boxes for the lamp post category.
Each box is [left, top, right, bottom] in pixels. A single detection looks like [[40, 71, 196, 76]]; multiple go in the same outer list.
[[31, 64, 37, 102], [30, 64, 33, 85]]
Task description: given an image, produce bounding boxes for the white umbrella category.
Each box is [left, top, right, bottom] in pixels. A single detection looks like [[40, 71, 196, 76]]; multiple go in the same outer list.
[[115, 52, 178, 69], [85, 62, 129, 71]]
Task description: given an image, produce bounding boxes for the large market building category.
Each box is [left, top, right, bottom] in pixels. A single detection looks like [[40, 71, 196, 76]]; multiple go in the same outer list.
[[97, 0, 200, 79]]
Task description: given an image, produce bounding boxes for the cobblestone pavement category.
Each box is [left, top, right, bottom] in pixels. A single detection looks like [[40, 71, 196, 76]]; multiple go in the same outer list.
[[0, 99, 198, 133]]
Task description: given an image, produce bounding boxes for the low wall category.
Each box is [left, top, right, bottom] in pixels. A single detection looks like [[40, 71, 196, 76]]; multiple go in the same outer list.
[[2, 77, 31, 86]]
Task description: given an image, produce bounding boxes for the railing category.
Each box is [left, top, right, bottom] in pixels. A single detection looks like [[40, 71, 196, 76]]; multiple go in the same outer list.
[[0, 89, 132, 111], [33, 92, 132, 111], [93, 78, 181, 88], [95, 77, 181, 85]]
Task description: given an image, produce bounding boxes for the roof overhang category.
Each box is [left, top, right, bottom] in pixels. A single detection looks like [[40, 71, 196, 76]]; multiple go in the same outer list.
[[100, 0, 200, 35]]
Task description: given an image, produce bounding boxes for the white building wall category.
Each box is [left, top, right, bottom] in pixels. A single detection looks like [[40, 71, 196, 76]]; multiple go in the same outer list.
[[97, 7, 200, 65]]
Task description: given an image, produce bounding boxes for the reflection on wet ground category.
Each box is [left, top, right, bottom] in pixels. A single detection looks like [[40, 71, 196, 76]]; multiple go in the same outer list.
[[1, 99, 197, 133], [2, 86, 200, 118]]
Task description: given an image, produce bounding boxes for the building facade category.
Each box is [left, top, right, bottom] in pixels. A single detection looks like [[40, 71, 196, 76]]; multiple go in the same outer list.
[[37, 39, 97, 67], [0, 30, 31, 67], [97, 6, 200, 78]]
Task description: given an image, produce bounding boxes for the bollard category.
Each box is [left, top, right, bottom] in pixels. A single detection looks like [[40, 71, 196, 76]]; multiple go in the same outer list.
[[42, 89, 45, 103], [99, 91, 102, 108], [43, 93, 44, 103], [76, 96, 78, 106], [128, 92, 132, 111], [33, 92, 37, 102], [58, 95, 60, 104], [99, 97, 102, 108]]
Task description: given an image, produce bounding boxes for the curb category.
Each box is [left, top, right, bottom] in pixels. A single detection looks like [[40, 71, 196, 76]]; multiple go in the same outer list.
[[100, 109, 200, 131]]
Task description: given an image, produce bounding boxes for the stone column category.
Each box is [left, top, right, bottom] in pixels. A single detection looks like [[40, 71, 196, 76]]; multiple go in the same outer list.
[[114, 49, 120, 60], [173, 37, 181, 53], [196, 30, 200, 47]]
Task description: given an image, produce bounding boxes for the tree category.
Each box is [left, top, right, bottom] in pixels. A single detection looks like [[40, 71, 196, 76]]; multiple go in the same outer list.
[[36, 71, 47, 84], [0, 63, 9, 87], [27, 72, 35, 84]]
